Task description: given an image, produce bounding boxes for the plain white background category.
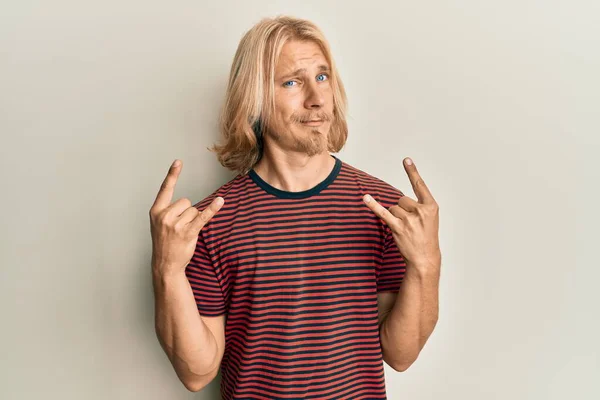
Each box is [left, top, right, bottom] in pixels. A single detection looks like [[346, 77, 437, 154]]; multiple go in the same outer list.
[[1, 1, 598, 399]]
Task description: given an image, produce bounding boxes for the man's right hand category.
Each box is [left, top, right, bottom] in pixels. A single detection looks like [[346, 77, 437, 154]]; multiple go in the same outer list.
[[149, 159, 224, 277]]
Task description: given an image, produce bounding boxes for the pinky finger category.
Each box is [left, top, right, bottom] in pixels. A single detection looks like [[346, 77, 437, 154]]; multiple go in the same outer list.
[[363, 194, 399, 228], [190, 197, 225, 232]]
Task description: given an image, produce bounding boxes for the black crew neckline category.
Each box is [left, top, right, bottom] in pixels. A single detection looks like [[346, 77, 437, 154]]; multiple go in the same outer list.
[[248, 155, 342, 199]]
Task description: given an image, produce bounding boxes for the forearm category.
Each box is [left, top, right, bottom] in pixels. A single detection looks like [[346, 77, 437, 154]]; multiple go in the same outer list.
[[380, 262, 440, 371], [153, 267, 219, 390]]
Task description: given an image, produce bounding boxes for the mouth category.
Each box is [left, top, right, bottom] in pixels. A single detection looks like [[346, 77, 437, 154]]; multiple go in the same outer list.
[[302, 120, 324, 126]]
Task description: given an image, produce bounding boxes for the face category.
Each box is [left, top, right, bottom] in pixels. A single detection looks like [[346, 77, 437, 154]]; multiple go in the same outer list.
[[265, 40, 334, 157]]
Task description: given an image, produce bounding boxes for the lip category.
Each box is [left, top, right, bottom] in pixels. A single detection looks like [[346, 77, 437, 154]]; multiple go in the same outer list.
[[302, 120, 324, 126]]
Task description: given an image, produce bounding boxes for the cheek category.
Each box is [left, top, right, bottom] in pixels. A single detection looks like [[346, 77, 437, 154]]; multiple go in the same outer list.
[[274, 95, 298, 121], [281, 105, 302, 123]]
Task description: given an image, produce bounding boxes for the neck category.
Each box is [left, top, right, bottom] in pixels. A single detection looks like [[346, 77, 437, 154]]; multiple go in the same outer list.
[[252, 147, 336, 192]]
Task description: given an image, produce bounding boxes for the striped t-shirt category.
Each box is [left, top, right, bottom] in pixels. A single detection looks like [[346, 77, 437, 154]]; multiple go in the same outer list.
[[185, 154, 406, 399]]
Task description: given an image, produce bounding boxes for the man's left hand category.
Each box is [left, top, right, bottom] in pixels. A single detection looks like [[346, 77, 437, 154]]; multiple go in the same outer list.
[[363, 157, 441, 269]]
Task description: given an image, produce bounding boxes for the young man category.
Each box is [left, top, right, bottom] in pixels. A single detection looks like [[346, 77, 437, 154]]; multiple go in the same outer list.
[[150, 15, 441, 399]]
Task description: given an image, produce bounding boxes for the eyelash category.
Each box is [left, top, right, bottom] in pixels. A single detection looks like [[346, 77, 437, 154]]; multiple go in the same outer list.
[[283, 73, 329, 87]]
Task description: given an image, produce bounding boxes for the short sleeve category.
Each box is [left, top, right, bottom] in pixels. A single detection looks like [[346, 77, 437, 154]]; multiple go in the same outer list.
[[185, 232, 227, 317], [376, 226, 406, 293]]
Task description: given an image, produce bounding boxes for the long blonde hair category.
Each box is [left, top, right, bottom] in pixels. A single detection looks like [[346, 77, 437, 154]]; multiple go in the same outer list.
[[209, 15, 349, 175]]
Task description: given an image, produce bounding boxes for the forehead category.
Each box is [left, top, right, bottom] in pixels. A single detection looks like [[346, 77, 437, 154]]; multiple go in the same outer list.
[[275, 40, 328, 73]]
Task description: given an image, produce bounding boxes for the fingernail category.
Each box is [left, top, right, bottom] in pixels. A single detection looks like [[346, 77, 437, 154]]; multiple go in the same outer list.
[[364, 194, 372, 203], [172, 160, 180, 167], [405, 158, 413, 166], [215, 197, 224, 206]]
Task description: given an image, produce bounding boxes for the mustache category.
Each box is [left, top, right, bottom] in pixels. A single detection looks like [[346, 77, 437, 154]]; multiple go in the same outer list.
[[290, 112, 333, 123]]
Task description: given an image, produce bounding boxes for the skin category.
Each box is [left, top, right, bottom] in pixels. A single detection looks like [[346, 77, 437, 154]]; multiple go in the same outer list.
[[364, 158, 441, 371], [149, 160, 226, 391], [149, 159, 224, 278]]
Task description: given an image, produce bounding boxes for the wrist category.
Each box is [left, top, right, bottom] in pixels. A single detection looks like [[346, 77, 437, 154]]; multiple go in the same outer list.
[[406, 252, 441, 270], [405, 259, 441, 279], [152, 263, 185, 282]]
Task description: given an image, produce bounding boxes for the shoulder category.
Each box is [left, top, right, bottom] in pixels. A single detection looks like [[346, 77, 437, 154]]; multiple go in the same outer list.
[[339, 159, 405, 208], [192, 172, 250, 212]]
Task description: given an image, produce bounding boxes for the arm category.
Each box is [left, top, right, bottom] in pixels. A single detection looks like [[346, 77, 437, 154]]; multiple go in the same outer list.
[[365, 157, 441, 372], [149, 160, 226, 392], [153, 267, 222, 392], [379, 261, 440, 371]]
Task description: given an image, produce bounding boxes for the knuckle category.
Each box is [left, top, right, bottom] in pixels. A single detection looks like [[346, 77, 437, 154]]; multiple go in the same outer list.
[[379, 206, 388, 217], [181, 197, 192, 207], [161, 208, 172, 221], [199, 211, 210, 222], [422, 203, 438, 214], [174, 220, 187, 233], [172, 197, 191, 209], [172, 218, 182, 230], [184, 226, 197, 239]]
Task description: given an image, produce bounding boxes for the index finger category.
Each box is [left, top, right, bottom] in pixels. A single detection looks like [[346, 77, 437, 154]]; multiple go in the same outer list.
[[404, 158, 435, 204], [152, 159, 182, 211]]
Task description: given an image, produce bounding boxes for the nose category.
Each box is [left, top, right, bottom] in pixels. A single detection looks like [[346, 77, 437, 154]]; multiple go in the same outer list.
[[304, 80, 325, 109]]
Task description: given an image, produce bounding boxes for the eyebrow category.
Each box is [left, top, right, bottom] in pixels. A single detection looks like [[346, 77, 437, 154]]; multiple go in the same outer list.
[[278, 64, 330, 80]]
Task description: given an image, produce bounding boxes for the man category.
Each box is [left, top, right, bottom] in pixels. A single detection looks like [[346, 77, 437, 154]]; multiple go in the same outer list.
[[150, 15, 441, 399]]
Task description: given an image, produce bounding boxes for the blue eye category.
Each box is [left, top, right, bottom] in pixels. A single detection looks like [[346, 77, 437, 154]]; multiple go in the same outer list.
[[283, 74, 328, 87]]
